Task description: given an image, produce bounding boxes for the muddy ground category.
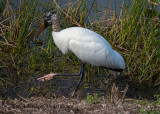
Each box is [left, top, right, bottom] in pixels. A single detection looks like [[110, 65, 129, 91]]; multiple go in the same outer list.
[[0, 95, 159, 114]]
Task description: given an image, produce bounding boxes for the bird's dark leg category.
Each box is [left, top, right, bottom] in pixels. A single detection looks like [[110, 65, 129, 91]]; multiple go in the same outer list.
[[37, 62, 85, 97], [71, 63, 85, 97], [54, 62, 85, 97]]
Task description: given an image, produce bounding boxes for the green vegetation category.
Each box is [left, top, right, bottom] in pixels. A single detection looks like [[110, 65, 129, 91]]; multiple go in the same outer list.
[[86, 93, 98, 104], [0, 0, 159, 102], [139, 95, 160, 113], [140, 99, 149, 106]]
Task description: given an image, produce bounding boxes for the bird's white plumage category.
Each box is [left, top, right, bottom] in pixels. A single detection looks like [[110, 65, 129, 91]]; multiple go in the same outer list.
[[52, 27, 125, 70]]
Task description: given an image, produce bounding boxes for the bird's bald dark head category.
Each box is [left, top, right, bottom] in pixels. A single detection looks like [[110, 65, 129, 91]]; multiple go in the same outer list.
[[44, 11, 58, 27]]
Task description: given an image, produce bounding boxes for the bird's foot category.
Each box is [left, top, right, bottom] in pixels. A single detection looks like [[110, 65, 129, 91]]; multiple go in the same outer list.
[[37, 73, 56, 81]]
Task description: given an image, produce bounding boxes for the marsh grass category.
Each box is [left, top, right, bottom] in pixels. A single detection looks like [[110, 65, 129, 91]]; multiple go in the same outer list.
[[0, 0, 159, 99]]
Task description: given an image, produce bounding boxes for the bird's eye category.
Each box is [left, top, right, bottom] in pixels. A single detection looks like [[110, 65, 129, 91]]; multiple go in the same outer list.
[[44, 15, 51, 20]]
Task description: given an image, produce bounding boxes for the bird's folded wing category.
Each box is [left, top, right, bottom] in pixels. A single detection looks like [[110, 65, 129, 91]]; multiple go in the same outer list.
[[69, 39, 113, 67]]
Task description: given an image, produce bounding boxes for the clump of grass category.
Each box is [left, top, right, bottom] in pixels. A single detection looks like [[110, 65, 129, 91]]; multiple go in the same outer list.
[[86, 93, 98, 104], [140, 99, 149, 106], [139, 95, 160, 113], [0, 0, 39, 77], [152, 95, 160, 107], [121, 0, 160, 85]]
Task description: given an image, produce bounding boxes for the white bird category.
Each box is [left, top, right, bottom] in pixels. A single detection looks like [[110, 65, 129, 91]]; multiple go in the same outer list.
[[34, 11, 125, 97]]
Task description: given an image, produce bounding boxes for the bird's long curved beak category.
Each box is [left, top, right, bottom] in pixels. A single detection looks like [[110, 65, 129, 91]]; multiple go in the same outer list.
[[34, 22, 46, 42]]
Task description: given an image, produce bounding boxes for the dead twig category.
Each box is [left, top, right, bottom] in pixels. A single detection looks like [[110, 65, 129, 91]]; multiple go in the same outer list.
[[16, 94, 35, 105], [119, 84, 129, 103], [110, 83, 119, 104], [148, 0, 158, 5], [110, 83, 129, 104]]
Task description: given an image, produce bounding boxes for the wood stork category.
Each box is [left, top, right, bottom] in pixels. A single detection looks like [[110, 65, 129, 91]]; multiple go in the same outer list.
[[34, 11, 125, 97]]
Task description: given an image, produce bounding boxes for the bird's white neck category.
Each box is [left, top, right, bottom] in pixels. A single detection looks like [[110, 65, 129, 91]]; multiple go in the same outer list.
[[51, 17, 61, 32]]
